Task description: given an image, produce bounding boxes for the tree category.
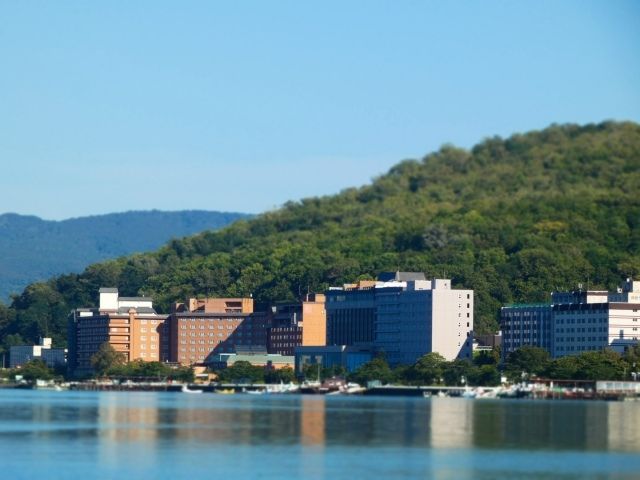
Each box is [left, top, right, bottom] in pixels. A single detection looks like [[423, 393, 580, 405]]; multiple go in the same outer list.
[[545, 356, 579, 379], [216, 361, 264, 383], [442, 359, 474, 386], [265, 366, 295, 384], [622, 344, 640, 380], [469, 365, 501, 386], [574, 350, 625, 380], [18, 359, 54, 381], [90, 342, 125, 376], [409, 353, 446, 385], [505, 346, 550, 380], [473, 348, 500, 367], [350, 357, 394, 385]]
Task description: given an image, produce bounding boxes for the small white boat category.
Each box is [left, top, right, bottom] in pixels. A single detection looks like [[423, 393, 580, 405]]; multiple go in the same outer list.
[[245, 389, 266, 395], [181, 384, 202, 394]]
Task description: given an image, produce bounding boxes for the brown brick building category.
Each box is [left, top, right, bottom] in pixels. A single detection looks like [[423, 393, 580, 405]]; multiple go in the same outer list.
[[167, 297, 271, 365]]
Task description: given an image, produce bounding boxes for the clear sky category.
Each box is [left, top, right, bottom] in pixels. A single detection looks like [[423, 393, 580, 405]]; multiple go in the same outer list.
[[1, 1, 638, 220]]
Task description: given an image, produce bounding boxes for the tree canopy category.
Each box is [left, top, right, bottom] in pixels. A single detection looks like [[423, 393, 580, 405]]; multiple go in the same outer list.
[[91, 342, 126, 376]]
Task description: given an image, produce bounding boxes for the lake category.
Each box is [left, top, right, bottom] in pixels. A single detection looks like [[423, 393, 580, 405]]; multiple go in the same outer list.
[[0, 389, 639, 479]]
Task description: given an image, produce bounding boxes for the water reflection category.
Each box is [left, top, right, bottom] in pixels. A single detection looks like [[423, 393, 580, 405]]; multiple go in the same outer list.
[[1, 391, 640, 453], [1, 391, 640, 452], [0, 390, 639, 479]]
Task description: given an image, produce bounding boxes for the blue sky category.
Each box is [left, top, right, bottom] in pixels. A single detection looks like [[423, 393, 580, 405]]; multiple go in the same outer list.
[[1, 1, 638, 219]]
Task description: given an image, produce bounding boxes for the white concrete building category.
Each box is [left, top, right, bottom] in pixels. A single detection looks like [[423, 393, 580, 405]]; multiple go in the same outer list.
[[373, 275, 474, 365]]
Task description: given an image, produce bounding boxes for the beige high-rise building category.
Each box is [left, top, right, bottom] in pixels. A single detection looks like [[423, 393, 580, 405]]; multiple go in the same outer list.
[[267, 294, 327, 356]]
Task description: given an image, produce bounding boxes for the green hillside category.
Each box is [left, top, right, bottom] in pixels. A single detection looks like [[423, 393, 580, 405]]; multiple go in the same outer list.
[[1, 121, 639, 351]]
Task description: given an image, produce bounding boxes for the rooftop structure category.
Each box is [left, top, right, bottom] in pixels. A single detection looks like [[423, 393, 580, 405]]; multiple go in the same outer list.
[[206, 352, 294, 370]]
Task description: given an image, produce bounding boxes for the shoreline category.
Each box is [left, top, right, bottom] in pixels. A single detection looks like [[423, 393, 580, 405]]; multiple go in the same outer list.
[[2, 381, 639, 401]]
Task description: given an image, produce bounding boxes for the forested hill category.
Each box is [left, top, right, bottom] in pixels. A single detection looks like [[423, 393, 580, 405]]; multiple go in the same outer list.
[[0, 210, 250, 300], [1, 121, 639, 349]]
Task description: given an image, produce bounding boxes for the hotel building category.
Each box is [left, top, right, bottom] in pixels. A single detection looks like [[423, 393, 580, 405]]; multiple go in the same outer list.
[[67, 288, 168, 375], [167, 297, 271, 365]]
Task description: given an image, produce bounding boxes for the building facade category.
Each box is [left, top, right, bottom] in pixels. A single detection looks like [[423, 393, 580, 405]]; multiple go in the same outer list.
[[10, 337, 66, 369], [501, 304, 553, 358], [375, 278, 473, 365], [294, 345, 373, 374], [326, 273, 474, 366], [68, 289, 168, 374], [267, 293, 326, 356], [325, 280, 389, 347], [501, 279, 640, 359], [167, 297, 271, 365]]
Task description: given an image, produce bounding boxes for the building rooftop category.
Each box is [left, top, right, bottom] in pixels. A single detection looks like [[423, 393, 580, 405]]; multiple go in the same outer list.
[[206, 353, 295, 365], [377, 271, 426, 282], [116, 306, 158, 314], [99, 287, 118, 293]]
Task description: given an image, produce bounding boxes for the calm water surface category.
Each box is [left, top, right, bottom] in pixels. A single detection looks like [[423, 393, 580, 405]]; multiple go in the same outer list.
[[0, 389, 639, 479]]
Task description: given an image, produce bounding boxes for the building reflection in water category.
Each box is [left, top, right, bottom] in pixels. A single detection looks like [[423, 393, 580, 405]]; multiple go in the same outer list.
[[97, 392, 160, 469], [606, 402, 640, 452], [3, 391, 640, 479], [429, 397, 474, 449], [89, 394, 640, 453], [43, 391, 640, 466], [300, 396, 325, 446]]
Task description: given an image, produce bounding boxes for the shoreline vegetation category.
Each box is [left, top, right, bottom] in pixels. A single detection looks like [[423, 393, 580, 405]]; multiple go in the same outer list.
[[2, 344, 640, 401], [2, 379, 639, 402]]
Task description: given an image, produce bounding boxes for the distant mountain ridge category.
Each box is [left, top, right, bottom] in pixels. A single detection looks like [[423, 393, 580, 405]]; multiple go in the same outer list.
[[0, 210, 251, 299]]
